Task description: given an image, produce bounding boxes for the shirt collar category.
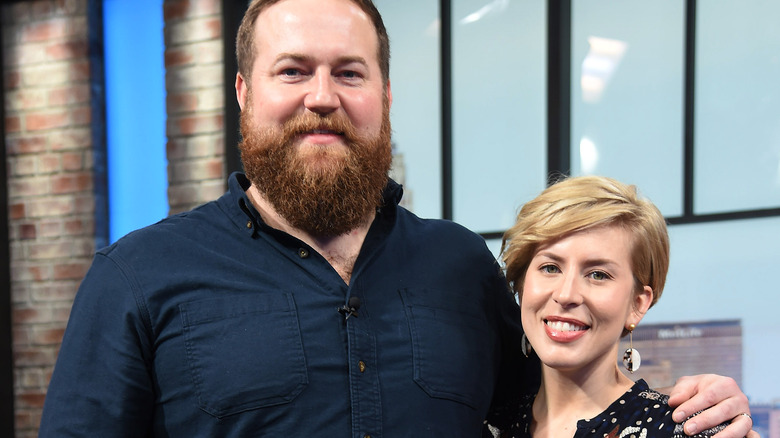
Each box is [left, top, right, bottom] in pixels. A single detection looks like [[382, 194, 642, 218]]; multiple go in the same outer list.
[[223, 172, 404, 238]]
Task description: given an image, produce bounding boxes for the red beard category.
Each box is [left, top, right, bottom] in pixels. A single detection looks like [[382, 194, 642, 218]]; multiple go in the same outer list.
[[239, 99, 392, 238]]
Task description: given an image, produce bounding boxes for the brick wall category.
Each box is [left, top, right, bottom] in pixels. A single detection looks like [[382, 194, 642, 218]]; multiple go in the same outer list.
[[2, 1, 95, 436], [163, 0, 225, 214], [1, 0, 226, 435]]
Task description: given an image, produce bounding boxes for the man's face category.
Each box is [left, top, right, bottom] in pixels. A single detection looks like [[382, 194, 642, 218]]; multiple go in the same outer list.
[[235, 0, 393, 237], [236, 0, 390, 153]]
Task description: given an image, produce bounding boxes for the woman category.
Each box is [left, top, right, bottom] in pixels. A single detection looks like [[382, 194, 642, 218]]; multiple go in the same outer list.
[[499, 175, 725, 438]]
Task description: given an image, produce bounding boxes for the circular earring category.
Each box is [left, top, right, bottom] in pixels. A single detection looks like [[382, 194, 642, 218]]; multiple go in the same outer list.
[[622, 323, 641, 373]]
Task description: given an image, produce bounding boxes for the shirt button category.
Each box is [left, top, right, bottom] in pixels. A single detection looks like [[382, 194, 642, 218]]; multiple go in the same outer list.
[[358, 361, 366, 373], [364, 435, 372, 438], [246, 220, 253, 229], [298, 248, 309, 258]]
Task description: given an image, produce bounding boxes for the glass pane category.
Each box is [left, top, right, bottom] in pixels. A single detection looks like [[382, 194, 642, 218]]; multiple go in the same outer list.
[[644, 217, 780, 405], [376, 1, 443, 219], [571, 0, 685, 217], [694, 0, 780, 214], [452, 0, 547, 233]]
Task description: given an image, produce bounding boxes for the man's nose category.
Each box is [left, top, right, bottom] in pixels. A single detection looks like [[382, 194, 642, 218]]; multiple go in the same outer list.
[[304, 69, 340, 115]]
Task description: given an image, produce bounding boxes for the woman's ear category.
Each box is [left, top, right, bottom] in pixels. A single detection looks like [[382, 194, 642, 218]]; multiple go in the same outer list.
[[628, 285, 653, 327]]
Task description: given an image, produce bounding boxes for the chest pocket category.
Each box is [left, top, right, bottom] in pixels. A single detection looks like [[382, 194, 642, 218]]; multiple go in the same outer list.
[[179, 292, 308, 418], [399, 287, 495, 410]]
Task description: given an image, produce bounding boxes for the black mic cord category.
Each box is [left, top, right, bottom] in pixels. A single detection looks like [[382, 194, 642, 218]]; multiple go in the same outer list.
[[337, 296, 361, 320]]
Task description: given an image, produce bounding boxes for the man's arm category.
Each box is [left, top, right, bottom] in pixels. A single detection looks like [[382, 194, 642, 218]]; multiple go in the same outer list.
[[39, 253, 155, 437], [666, 374, 757, 438]]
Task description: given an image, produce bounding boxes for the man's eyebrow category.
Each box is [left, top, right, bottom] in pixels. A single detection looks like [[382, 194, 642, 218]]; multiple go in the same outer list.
[[273, 53, 369, 67]]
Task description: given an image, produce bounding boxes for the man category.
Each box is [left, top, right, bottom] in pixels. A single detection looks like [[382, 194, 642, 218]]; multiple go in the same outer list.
[[39, 0, 755, 436]]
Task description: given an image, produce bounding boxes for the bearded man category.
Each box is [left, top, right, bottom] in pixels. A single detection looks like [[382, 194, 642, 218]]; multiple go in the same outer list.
[[39, 0, 756, 436]]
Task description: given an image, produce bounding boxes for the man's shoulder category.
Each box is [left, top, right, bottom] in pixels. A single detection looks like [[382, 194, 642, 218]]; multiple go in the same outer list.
[[98, 198, 228, 259]]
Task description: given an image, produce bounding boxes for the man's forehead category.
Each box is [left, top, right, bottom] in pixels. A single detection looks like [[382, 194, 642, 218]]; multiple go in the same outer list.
[[253, 0, 379, 63], [257, 0, 370, 28]]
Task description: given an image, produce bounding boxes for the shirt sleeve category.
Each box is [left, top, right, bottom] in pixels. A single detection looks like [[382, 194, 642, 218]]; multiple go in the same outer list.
[[483, 263, 541, 434], [39, 252, 155, 437]]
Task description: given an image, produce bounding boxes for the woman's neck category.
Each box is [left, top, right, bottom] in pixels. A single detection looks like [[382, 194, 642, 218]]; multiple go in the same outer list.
[[531, 365, 634, 438]]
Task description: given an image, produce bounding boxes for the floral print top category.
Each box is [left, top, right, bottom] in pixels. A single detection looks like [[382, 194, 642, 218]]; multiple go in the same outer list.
[[492, 379, 727, 438]]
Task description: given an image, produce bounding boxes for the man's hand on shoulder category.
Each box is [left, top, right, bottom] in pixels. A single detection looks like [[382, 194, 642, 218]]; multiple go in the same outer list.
[[667, 374, 757, 438]]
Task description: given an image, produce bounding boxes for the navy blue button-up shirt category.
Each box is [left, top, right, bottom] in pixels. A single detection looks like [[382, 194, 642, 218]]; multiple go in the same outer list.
[[40, 173, 529, 437]]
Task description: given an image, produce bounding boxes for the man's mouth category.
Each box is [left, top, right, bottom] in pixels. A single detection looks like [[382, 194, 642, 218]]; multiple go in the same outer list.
[[307, 129, 343, 136]]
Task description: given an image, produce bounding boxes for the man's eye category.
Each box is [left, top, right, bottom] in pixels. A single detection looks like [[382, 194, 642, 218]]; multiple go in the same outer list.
[[281, 68, 301, 77]]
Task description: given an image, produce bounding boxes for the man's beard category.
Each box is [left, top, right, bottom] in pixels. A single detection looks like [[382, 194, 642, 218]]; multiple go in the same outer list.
[[239, 98, 392, 238]]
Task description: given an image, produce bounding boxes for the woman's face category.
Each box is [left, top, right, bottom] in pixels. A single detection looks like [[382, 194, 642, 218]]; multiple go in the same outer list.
[[520, 225, 652, 376]]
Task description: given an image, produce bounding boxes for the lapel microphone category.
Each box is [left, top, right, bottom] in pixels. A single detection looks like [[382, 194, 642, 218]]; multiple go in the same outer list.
[[337, 296, 361, 320]]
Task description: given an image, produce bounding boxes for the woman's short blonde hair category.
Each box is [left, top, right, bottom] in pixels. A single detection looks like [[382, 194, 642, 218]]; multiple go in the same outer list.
[[501, 175, 670, 308]]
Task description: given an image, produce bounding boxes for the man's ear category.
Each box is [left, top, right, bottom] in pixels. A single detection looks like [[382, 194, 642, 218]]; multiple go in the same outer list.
[[386, 79, 392, 108], [236, 73, 248, 110]]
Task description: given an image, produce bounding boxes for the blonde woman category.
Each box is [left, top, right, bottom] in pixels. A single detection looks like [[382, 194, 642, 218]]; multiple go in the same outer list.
[[499, 176, 727, 438]]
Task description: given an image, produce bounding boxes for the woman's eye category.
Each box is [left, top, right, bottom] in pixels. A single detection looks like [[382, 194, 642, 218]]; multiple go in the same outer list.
[[541, 265, 560, 274], [588, 271, 609, 281]]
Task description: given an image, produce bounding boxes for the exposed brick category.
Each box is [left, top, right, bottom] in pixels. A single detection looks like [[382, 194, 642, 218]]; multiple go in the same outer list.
[[5, 135, 48, 155], [13, 307, 53, 326], [166, 16, 221, 45], [30, 327, 66, 346], [11, 263, 52, 282], [50, 127, 91, 150], [39, 153, 62, 173], [20, 19, 68, 43], [44, 39, 88, 61], [64, 218, 93, 235], [166, 134, 223, 160], [164, 0, 220, 22], [167, 91, 199, 114], [7, 88, 48, 111], [6, 115, 22, 133], [28, 240, 78, 260], [5, 2, 31, 24], [167, 64, 223, 90], [53, 262, 89, 280], [19, 224, 37, 240], [61, 151, 84, 171], [201, 178, 226, 201], [38, 219, 64, 238], [170, 157, 223, 183], [10, 156, 37, 176], [68, 59, 90, 82], [20, 62, 69, 86], [164, 46, 194, 68], [10, 203, 26, 220], [163, 0, 190, 22], [30, 282, 79, 303], [169, 113, 223, 137], [24, 197, 75, 218], [48, 83, 89, 106], [5, 69, 22, 89], [9, 177, 50, 197], [10, 43, 48, 66], [25, 111, 69, 131], [50, 172, 92, 194], [69, 105, 91, 125], [16, 368, 46, 389], [13, 346, 59, 368]]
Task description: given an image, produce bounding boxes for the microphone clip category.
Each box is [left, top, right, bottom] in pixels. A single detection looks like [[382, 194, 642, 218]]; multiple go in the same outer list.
[[337, 297, 361, 320]]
